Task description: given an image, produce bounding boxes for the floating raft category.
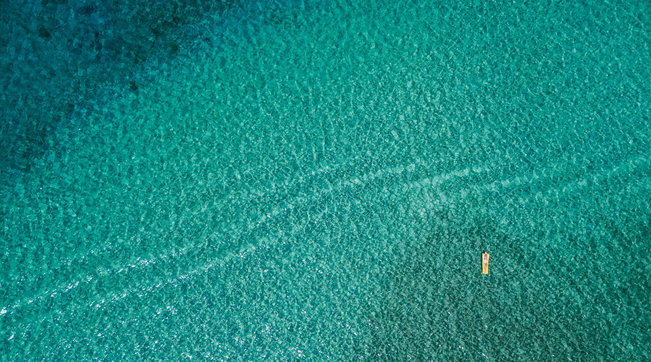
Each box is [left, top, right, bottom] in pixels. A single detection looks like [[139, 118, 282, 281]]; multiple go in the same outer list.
[[482, 252, 490, 274]]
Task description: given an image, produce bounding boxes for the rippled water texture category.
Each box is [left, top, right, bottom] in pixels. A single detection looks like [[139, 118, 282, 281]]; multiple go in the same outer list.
[[1, 0, 650, 359]]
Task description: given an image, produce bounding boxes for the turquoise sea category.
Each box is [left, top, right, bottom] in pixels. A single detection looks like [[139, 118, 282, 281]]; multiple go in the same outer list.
[[1, 0, 649, 359]]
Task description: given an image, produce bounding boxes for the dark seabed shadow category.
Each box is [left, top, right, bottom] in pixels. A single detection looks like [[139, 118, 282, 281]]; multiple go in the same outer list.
[[0, 0, 240, 184]]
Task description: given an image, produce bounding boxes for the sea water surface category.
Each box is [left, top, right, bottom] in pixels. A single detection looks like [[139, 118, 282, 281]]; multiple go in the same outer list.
[[1, 0, 650, 360]]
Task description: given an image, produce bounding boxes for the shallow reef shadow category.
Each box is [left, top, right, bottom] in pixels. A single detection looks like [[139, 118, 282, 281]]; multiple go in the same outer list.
[[361, 212, 615, 360]]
